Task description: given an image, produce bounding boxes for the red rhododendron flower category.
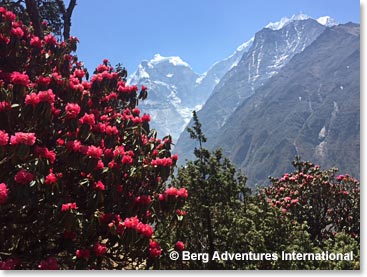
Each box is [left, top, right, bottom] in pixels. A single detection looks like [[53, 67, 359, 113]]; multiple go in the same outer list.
[[66, 140, 82, 152], [14, 169, 34, 185], [165, 187, 178, 196], [30, 36, 42, 48], [136, 222, 153, 237], [44, 34, 57, 45], [10, 27, 24, 38], [79, 113, 95, 126], [36, 76, 51, 87], [95, 159, 104, 170], [65, 103, 81, 118], [38, 257, 59, 270], [0, 101, 11, 112], [124, 216, 140, 229], [151, 157, 172, 167], [132, 107, 140, 115], [291, 199, 299, 204], [0, 34, 10, 44], [175, 241, 185, 251], [0, 183, 9, 204], [141, 113, 151, 122], [149, 241, 162, 258], [10, 71, 30, 86], [38, 89, 55, 104], [177, 188, 188, 198], [4, 11, 16, 22], [121, 155, 133, 165], [86, 145, 103, 159], [61, 202, 78, 212], [105, 125, 118, 136], [25, 93, 40, 106], [10, 132, 36, 145], [284, 196, 292, 202], [94, 242, 107, 256], [0, 258, 19, 270], [74, 69, 85, 78], [94, 180, 105, 191], [0, 130, 9, 146], [45, 173, 57, 185], [76, 249, 91, 259]]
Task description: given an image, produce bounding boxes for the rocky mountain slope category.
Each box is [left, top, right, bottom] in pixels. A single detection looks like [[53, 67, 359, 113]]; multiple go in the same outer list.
[[192, 23, 360, 186]]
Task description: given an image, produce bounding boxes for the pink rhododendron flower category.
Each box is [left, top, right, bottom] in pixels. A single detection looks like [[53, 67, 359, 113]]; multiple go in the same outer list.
[[25, 93, 40, 106], [10, 71, 30, 86], [38, 89, 55, 104], [10, 132, 36, 145]]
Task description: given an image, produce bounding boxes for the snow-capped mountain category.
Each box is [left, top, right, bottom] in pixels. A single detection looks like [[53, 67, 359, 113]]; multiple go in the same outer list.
[[128, 14, 338, 145], [128, 38, 253, 141], [175, 16, 328, 164]]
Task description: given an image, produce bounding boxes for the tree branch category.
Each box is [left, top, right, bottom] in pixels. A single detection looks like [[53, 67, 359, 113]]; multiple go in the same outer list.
[[56, 0, 77, 40]]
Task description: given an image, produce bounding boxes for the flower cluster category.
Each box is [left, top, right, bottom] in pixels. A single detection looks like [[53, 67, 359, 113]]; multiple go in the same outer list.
[[149, 240, 162, 258], [124, 216, 154, 237], [10, 132, 36, 146]]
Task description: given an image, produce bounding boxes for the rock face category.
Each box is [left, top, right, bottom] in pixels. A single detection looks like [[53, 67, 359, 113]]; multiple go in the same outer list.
[[186, 23, 360, 186], [127, 38, 253, 141], [175, 18, 327, 164]]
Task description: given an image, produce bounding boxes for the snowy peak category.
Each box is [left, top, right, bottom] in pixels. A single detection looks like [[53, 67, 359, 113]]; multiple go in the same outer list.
[[265, 14, 311, 30], [265, 13, 338, 31], [316, 16, 338, 27], [148, 54, 191, 68]]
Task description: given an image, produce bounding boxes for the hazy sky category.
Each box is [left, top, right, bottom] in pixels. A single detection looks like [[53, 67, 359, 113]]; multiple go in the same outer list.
[[71, 0, 360, 75]]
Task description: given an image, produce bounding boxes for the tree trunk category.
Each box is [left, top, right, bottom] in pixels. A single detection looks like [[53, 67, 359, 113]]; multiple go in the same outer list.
[[25, 0, 43, 38]]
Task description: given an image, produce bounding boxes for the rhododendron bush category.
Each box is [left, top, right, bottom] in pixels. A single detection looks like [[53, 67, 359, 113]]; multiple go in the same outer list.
[[260, 158, 360, 242], [0, 7, 186, 269]]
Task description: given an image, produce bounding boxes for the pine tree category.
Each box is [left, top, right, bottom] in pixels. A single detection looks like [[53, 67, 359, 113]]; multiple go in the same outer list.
[[172, 111, 250, 269]]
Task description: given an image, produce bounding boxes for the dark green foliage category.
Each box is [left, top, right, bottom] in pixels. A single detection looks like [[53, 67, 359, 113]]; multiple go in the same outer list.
[[169, 113, 359, 270]]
